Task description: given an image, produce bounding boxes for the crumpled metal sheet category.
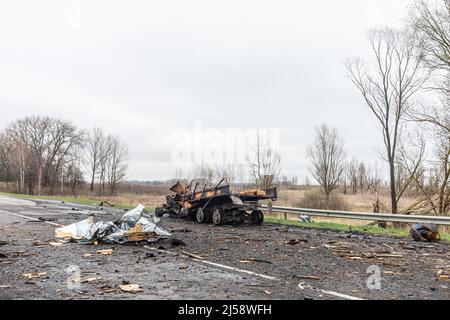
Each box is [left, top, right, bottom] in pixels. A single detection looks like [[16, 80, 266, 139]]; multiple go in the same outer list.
[[55, 204, 172, 244]]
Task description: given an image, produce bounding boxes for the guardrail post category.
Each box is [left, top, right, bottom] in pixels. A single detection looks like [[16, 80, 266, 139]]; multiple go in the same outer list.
[[268, 201, 273, 217]]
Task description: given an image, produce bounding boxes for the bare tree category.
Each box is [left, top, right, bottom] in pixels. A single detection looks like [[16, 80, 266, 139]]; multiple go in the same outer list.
[[0, 115, 133, 197], [357, 162, 367, 193], [410, 0, 449, 94], [0, 133, 13, 188], [64, 145, 85, 197], [346, 28, 429, 214], [45, 119, 84, 195], [408, 0, 449, 134], [406, 1, 450, 214], [248, 132, 281, 190], [188, 164, 216, 187], [366, 162, 383, 194], [214, 164, 237, 185], [396, 134, 427, 202], [346, 159, 359, 194], [5, 116, 52, 195], [307, 124, 345, 200], [98, 135, 112, 195], [403, 127, 450, 214], [85, 127, 105, 192], [106, 136, 129, 195]]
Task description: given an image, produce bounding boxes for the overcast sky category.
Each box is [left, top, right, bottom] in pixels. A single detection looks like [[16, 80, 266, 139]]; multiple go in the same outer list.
[[0, 0, 413, 181]]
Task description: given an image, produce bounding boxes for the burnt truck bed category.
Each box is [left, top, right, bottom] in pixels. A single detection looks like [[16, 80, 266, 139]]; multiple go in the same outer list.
[[155, 181, 277, 226]]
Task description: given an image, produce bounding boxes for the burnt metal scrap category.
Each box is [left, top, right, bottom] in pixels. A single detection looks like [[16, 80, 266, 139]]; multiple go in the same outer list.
[[55, 204, 172, 244], [410, 223, 440, 242], [155, 179, 277, 225]]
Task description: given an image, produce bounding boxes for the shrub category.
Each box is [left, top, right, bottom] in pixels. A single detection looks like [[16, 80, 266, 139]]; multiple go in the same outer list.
[[295, 190, 349, 211]]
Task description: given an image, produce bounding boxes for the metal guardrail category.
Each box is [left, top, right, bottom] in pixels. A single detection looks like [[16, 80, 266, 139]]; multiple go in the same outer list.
[[258, 205, 450, 226]]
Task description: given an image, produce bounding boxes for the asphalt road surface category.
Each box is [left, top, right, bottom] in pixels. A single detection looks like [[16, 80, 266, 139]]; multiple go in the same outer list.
[[0, 195, 449, 300]]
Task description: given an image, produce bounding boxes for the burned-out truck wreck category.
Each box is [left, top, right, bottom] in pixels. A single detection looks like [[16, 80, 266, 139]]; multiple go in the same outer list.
[[155, 179, 277, 225]]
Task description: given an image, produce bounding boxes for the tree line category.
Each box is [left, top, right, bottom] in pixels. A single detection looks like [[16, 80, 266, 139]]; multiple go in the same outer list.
[[0, 116, 129, 196], [309, 0, 449, 214]]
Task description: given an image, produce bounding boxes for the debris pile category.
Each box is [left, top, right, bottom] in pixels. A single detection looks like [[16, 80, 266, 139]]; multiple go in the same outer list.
[[55, 204, 172, 244], [410, 224, 440, 242]]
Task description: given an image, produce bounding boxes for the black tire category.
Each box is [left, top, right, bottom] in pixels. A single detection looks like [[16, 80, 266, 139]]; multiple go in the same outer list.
[[251, 210, 264, 225], [212, 208, 225, 226], [196, 208, 206, 223], [257, 210, 264, 224]]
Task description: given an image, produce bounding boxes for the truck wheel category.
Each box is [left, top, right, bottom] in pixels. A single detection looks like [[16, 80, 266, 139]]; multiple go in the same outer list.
[[212, 209, 225, 226], [251, 210, 264, 225], [196, 208, 206, 223], [257, 210, 264, 224]]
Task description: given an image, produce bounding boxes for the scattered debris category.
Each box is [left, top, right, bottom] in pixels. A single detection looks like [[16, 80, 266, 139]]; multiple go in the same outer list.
[[410, 224, 440, 242], [98, 201, 115, 207], [83, 253, 94, 258], [144, 252, 156, 259], [72, 276, 102, 284], [22, 272, 48, 280], [181, 250, 204, 260], [32, 217, 57, 222], [170, 239, 187, 247], [170, 228, 192, 233], [293, 275, 321, 281], [33, 240, 47, 247], [299, 215, 312, 223], [97, 249, 113, 255], [55, 204, 172, 244], [241, 258, 272, 264], [100, 285, 119, 293], [0, 252, 9, 259], [345, 256, 363, 260], [0, 285, 11, 289], [375, 253, 403, 258], [119, 284, 143, 293], [285, 239, 308, 245], [436, 270, 450, 281], [49, 241, 65, 247]]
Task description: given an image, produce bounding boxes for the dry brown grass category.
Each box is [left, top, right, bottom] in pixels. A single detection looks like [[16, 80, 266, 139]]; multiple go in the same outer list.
[[273, 188, 422, 226], [87, 193, 166, 209]]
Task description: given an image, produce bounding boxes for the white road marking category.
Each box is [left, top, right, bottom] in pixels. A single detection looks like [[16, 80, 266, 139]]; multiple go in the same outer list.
[[195, 259, 280, 281], [0, 209, 62, 227], [144, 245, 279, 281], [320, 290, 364, 300], [144, 245, 363, 300]]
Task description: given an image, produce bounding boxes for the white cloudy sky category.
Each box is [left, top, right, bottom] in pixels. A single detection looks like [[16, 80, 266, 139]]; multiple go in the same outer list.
[[0, 0, 413, 181]]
